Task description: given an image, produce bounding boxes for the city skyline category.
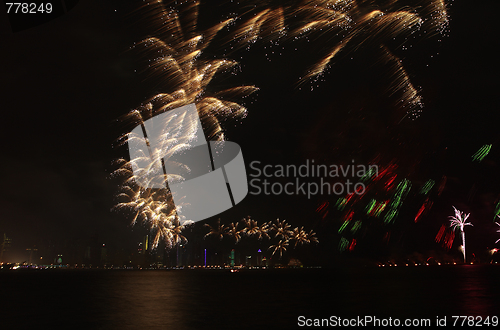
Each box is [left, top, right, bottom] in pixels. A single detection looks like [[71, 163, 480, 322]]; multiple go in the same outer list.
[[1, 0, 500, 267]]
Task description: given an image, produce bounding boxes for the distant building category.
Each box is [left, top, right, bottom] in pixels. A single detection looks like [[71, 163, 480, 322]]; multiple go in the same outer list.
[[55, 254, 63, 264], [0, 233, 12, 263], [288, 258, 303, 268], [26, 246, 38, 265], [229, 249, 235, 267], [245, 255, 252, 267], [100, 244, 107, 265], [138, 235, 149, 254], [84, 246, 91, 260]]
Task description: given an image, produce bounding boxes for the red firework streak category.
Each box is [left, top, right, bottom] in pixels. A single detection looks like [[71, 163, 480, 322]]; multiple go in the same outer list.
[[415, 198, 433, 222], [348, 238, 356, 251], [316, 201, 329, 219], [437, 175, 447, 196], [435, 224, 455, 250]]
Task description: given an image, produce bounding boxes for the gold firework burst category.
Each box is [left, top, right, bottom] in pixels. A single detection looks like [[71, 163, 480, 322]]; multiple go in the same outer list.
[[114, 0, 258, 249], [230, 0, 450, 121]]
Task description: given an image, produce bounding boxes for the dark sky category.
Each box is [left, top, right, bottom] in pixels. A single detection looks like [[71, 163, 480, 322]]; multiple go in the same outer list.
[[1, 0, 500, 264]]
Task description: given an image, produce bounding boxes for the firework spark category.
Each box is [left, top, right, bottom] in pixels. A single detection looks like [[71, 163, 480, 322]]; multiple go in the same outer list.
[[290, 226, 319, 247], [472, 144, 492, 162], [269, 239, 290, 258], [318, 160, 442, 251], [290, 226, 308, 247], [204, 219, 229, 241], [495, 221, 500, 244], [242, 216, 260, 237], [113, 183, 193, 249], [114, 0, 257, 249], [290, 0, 447, 121], [126, 0, 258, 141], [231, 0, 450, 121], [449, 206, 473, 263], [230, 5, 286, 47], [227, 222, 245, 243], [271, 218, 292, 239], [254, 221, 271, 240]]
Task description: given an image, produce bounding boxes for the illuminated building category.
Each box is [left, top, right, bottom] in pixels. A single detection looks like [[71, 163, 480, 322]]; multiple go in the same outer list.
[[229, 249, 235, 267], [0, 233, 12, 263]]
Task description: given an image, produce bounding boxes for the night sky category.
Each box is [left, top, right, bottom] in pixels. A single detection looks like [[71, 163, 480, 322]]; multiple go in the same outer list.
[[1, 0, 500, 265]]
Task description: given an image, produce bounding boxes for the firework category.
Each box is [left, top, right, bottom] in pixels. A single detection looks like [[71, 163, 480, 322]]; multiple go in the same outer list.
[[230, 5, 286, 47], [414, 197, 433, 223], [495, 221, 500, 244], [383, 178, 411, 224], [126, 0, 258, 141], [494, 201, 500, 221], [290, 226, 308, 247], [435, 223, 455, 250], [231, 0, 450, 121], [241, 216, 260, 237], [114, 1, 258, 249], [449, 206, 473, 263], [419, 180, 435, 195], [203, 217, 318, 261], [472, 144, 492, 162], [237, 217, 272, 240], [435, 224, 446, 243], [307, 229, 319, 244], [322, 160, 442, 251], [271, 218, 292, 239], [292, 0, 450, 120], [289, 227, 319, 248], [153, 218, 190, 250], [269, 239, 289, 258], [204, 219, 228, 241], [114, 183, 193, 249], [227, 222, 245, 243], [338, 236, 350, 252], [254, 221, 271, 240]]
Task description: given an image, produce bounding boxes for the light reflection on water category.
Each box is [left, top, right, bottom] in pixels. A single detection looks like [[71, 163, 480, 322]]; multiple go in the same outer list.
[[0, 265, 498, 329], [454, 265, 499, 316]]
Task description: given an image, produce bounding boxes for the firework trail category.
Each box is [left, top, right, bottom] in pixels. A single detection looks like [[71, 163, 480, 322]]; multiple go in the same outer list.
[[339, 236, 356, 252], [125, 0, 258, 140], [114, 0, 257, 249], [472, 144, 492, 162], [204, 219, 229, 240], [291, 0, 450, 121], [114, 185, 191, 249], [227, 222, 245, 243], [291, 226, 308, 247], [231, 0, 450, 121], [323, 160, 441, 251], [271, 218, 293, 239], [449, 206, 473, 263], [253, 220, 271, 240], [493, 200, 500, 221], [230, 3, 287, 47], [435, 223, 455, 250], [435, 224, 446, 242], [495, 220, 500, 244], [241, 216, 261, 237], [290, 226, 319, 247], [203, 217, 318, 258], [269, 239, 290, 258]]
